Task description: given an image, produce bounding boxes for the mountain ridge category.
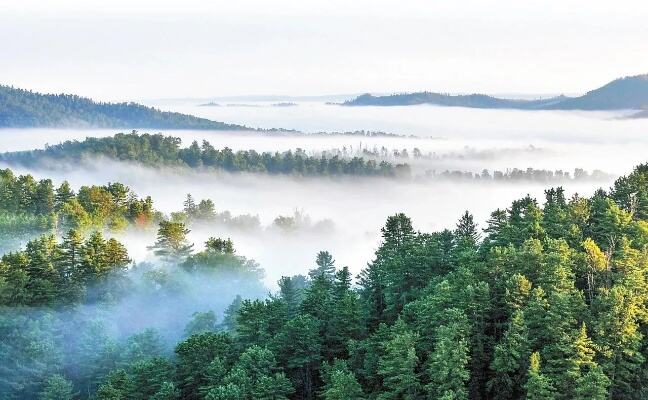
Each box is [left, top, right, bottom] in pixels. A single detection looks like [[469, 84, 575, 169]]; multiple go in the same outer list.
[[0, 85, 248, 130], [343, 74, 648, 114]]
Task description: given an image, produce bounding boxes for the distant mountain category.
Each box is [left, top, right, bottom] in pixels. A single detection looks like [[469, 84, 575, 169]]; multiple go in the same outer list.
[[0, 85, 247, 129], [343, 74, 648, 112], [344, 92, 568, 109], [548, 74, 648, 110]]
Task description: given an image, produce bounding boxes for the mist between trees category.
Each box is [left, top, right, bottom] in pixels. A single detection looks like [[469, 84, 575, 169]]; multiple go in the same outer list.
[[2, 162, 648, 399]]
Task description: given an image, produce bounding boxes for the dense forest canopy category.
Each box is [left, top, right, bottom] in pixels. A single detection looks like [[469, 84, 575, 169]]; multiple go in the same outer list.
[[0, 85, 247, 129], [0, 132, 411, 177], [0, 167, 158, 252], [2, 163, 648, 399]]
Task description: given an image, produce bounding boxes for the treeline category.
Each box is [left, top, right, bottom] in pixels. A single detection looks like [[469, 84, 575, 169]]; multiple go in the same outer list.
[[0, 168, 156, 250], [422, 167, 611, 182], [0, 132, 411, 177], [3, 164, 648, 399], [0, 85, 245, 129]]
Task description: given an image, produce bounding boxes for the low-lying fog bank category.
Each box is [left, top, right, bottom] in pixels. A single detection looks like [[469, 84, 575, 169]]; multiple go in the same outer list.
[[1, 158, 612, 287], [1, 104, 645, 284]]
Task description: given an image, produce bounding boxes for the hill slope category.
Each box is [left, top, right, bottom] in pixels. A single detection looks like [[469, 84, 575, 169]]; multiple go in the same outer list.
[[343, 74, 648, 112], [549, 74, 648, 110], [0, 85, 247, 130]]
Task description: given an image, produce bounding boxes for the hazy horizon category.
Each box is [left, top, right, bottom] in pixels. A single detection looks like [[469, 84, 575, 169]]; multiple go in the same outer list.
[[2, 0, 648, 102]]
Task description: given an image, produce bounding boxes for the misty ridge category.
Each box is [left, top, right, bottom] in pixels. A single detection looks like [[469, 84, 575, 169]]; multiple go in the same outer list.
[[0, 106, 646, 400], [342, 73, 648, 116], [0, 132, 614, 183]]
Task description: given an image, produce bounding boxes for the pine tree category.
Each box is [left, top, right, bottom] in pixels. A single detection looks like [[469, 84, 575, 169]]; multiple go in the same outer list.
[[321, 362, 365, 400], [309, 250, 336, 280], [221, 295, 243, 332], [488, 310, 530, 400], [175, 332, 234, 400], [54, 181, 75, 211], [279, 276, 302, 319], [149, 221, 194, 263], [377, 320, 421, 400], [427, 310, 470, 400], [183, 194, 198, 218], [184, 310, 218, 337], [523, 352, 556, 400], [273, 315, 321, 400], [56, 229, 84, 302], [38, 374, 74, 400], [574, 365, 610, 400], [455, 210, 480, 245], [150, 381, 180, 400]]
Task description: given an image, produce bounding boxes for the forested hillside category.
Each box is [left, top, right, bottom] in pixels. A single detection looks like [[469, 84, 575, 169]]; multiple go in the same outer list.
[[343, 74, 648, 112], [0, 85, 246, 129], [0, 132, 411, 177], [2, 164, 648, 399]]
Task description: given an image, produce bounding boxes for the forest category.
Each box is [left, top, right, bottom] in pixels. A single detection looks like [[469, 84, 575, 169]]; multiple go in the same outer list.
[[0, 86, 245, 130], [0, 133, 411, 177], [0, 132, 612, 182], [0, 168, 157, 252], [1, 162, 648, 399]]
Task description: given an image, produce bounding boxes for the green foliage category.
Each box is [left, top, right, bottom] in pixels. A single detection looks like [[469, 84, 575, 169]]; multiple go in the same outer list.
[[1, 133, 409, 177], [0, 85, 243, 129], [427, 310, 470, 400], [149, 221, 194, 263], [524, 352, 557, 400], [377, 320, 421, 400], [0, 168, 155, 252], [38, 374, 74, 400], [184, 310, 218, 337], [320, 361, 365, 400], [4, 164, 648, 400], [0, 231, 130, 306]]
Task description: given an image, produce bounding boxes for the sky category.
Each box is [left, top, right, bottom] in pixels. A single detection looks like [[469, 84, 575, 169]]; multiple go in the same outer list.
[[2, 0, 648, 101]]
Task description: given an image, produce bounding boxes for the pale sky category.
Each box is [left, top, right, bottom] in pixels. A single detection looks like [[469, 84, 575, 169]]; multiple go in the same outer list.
[[2, 0, 648, 101]]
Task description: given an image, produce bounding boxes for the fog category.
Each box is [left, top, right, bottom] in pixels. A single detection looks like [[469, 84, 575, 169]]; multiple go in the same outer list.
[[2, 102, 648, 175], [3, 104, 647, 286], [2, 102, 647, 399], [0, 157, 609, 288]]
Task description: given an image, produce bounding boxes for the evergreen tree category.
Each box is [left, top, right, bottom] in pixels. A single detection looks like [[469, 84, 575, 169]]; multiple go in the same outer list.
[[488, 310, 530, 400], [427, 310, 470, 400], [321, 361, 365, 400], [574, 365, 610, 400], [273, 315, 322, 400], [183, 194, 198, 218], [55, 181, 75, 211], [149, 220, 194, 263], [524, 352, 556, 400], [184, 310, 218, 337], [309, 250, 336, 280], [38, 374, 74, 400], [377, 320, 421, 400], [455, 210, 480, 245], [278, 276, 302, 319]]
